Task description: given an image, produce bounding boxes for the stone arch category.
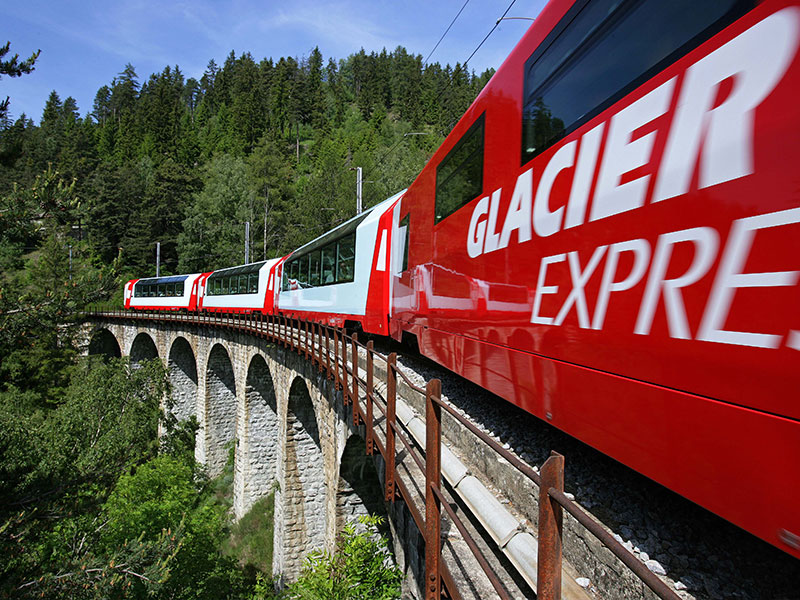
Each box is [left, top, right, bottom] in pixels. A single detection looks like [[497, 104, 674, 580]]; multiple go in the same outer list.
[[167, 337, 197, 425], [236, 354, 279, 518], [130, 332, 158, 366], [283, 376, 326, 578], [87, 328, 121, 359], [205, 344, 237, 477], [336, 434, 389, 536]]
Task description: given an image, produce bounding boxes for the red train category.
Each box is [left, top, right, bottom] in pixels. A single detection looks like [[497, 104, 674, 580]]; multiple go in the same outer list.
[[126, 0, 800, 558]]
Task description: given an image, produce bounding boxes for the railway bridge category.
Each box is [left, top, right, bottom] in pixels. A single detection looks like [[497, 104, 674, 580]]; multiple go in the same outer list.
[[83, 310, 683, 600]]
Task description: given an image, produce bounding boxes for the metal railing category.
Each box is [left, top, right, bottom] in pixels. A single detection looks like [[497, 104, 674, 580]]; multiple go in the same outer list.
[[85, 307, 680, 600]]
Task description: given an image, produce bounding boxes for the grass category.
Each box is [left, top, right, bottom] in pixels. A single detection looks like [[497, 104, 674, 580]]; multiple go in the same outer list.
[[224, 492, 276, 577]]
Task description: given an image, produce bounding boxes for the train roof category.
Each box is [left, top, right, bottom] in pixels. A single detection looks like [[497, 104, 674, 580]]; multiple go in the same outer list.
[[135, 274, 192, 284], [290, 190, 405, 259]]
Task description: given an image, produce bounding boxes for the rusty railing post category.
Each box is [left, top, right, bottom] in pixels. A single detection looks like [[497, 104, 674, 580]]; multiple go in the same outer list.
[[385, 352, 397, 502], [351, 333, 359, 426], [366, 340, 374, 455], [425, 378, 442, 600], [315, 322, 323, 371], [310, 320, 316, 366], [304, 318, 310, 360], [342, 330, 350, 406], [537, 451, 565, 600], [325, 326, 332, 380], [334, 328, 342, 389]]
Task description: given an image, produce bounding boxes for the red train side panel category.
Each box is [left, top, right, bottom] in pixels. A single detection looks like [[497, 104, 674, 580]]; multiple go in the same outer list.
[[392, 0, 800, 556]]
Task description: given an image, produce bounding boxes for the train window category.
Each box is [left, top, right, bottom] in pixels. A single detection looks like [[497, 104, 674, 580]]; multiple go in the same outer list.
[[248, 273, 258, 293], [336, 234, 356, 283], [309, 251, 321, 287], [289, 260, 299, 288], [435, 114, 485, 223], [521, 0, 754, 163], [399, 214, 410, 272], [292, 259, 304, 289], [321, 245, 336, 284], [157, 284, 164, 297]]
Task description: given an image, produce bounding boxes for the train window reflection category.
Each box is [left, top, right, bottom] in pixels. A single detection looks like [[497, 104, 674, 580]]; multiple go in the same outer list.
[[435, 114, 485, 223], [336, 235, 355, 283], [521, 0, 751, 163], [321, 246, 336, 284], [309, 251, 321, 286]]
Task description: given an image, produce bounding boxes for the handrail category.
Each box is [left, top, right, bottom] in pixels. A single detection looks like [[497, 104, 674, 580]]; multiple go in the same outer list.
[[82, 308, 680, 600]]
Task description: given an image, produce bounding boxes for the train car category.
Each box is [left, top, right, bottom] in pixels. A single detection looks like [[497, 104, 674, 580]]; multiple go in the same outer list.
[[278, 191, 403, 335], [391, 0, 800, 556], [124, 274, 207, 311], [199, 257, 286, 314]]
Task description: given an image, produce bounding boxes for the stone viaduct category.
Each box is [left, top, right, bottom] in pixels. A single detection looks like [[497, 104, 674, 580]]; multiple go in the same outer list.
[[84, 315, 671, 600], [85, 319, 389, 585]]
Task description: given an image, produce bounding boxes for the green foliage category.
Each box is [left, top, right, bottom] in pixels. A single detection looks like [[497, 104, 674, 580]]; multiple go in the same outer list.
[[101, 455, 197, 548], [0, 357, 168, 597], [178, 153, 256, 272], [224, 492, 275, 576], [0, 167, 120, 401], [285, 515, 401, 600]]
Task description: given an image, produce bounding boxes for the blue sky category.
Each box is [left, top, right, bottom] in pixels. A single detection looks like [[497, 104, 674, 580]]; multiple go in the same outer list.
[[3, 0, 546, 124]]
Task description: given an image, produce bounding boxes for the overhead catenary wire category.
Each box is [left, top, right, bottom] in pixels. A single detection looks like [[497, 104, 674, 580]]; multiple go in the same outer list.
[[423, 0, 471, 67], [462, 0, 518, 69]]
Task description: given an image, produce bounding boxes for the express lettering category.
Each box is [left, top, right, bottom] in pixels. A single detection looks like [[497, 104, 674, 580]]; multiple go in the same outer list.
[[530, 207, 800, 349]]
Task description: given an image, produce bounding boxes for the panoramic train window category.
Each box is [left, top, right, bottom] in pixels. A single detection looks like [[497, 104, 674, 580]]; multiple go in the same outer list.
[[206, 262, 266, 295], [336, 234, 355, 283], [521, 0, 754, 163], [309, 251, 321, 286], [282, 231, 359, 291], [134, 278, 186, 298], [321, 247, 335, 284], [435, 114, 485, 223]]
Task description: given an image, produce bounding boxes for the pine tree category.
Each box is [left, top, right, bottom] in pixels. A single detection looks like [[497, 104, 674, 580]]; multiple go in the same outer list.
[[0, 41, 40, 120]]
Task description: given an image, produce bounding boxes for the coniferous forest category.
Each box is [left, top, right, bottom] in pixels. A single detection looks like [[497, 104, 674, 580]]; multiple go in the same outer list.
[[0, 43, 492, 599]]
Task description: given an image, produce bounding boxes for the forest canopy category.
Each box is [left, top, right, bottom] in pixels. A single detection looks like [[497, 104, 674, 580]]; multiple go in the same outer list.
[[0, 45, 493, 278]]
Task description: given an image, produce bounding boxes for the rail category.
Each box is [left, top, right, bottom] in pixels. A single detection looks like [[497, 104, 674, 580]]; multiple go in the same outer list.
[[84, 307, 680, 600]]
